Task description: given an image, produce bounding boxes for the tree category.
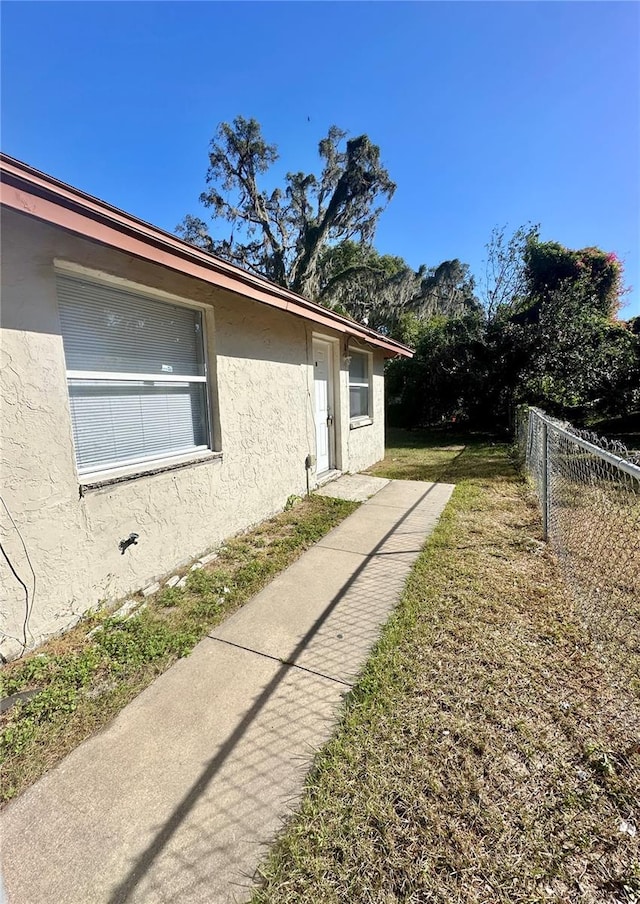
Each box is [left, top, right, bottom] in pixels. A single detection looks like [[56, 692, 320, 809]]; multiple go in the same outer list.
[[495, 239, 628, 421], [315, 240, 415, 326], [523, 241, 622, 318], [388, 231, 633, 433], [480, 223, 539, 316], [416, 259, 480, 320], [317, 242, 480, 337], [511, 272, 632, 419], [178, 117, 482, 338], [386, 311, 487, 428], [177, 117, 396, 300]]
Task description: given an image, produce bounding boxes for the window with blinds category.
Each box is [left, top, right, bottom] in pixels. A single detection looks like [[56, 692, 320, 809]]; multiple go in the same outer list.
[[348, 350, 371, 420], [56, 273, 211, 475]]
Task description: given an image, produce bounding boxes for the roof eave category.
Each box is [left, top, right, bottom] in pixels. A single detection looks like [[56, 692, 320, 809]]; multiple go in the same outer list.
[[0, 154, 414, 359]]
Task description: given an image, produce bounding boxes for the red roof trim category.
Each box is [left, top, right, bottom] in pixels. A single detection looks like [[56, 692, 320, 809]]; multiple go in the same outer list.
[[0, 154, 413, 359]]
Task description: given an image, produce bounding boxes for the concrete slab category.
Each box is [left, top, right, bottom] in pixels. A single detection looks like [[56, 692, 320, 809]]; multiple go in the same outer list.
[[212, 480, 453, 686], [367, 478, 455, 510], [0, 478, 455, 904], [314, 472, 390, 502], [212, 545, 367, 675], [211, 545, 414, 686], [316, 503, 436, 557], [1, 641, 344, 904]]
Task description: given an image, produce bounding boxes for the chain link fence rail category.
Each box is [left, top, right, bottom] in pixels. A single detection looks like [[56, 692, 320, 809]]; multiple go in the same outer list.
[[517, 407, 640, 687]]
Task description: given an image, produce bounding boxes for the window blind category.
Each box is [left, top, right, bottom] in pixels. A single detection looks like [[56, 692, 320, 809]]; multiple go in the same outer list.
[[349, 351, 370, 419], [57, 274, 210, 474], [57, 274, 204, 376]]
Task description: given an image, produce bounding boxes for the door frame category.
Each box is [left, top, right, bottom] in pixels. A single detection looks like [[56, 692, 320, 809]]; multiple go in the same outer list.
[[311, 334, 340, 474]]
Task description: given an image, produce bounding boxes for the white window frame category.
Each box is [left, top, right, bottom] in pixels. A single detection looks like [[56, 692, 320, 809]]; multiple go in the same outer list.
[[348, 348, 373, 426], [55, 261, 215, 481]]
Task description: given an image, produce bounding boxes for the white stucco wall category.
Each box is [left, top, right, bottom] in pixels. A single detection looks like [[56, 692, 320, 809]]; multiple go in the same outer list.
[[0, 210, 388, 659], [339, 349, 386, 474]]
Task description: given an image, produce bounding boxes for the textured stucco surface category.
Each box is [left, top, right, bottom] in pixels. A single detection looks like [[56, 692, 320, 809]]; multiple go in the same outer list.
[[0, 209, 387, 658], [341, 351, 386, 474]]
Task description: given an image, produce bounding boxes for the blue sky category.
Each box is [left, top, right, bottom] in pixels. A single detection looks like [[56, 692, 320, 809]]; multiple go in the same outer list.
[[2, 1, 639, 316]]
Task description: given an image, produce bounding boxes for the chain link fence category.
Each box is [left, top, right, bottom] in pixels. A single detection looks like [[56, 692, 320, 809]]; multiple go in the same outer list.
[[517, 407, 640, 688]]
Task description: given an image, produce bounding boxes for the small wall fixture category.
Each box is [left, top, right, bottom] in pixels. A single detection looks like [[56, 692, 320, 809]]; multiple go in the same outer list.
[[119, 533, 139, 555]]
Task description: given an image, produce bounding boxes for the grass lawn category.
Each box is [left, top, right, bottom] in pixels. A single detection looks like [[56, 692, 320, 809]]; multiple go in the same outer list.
[[0, 495, 358, 805], [252, 430, 640, 904]]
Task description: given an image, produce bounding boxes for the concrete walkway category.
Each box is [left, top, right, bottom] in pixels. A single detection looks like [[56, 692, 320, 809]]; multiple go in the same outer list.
[[1, 477, 454, 904]]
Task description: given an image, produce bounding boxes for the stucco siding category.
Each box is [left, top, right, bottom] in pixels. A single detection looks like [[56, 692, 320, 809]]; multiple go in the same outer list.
[[0, 209, 387, 658], [340, 352, 386, 474]]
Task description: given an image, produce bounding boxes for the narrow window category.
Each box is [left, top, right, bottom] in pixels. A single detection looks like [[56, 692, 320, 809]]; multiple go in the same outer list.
[[348, 350, 371, 421], [57, 273, 210, 475]]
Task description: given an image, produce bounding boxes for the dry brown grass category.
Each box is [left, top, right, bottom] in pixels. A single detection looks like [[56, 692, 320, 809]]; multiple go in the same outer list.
[[253, 435, 640, 904], [543, 475, 640, 689]]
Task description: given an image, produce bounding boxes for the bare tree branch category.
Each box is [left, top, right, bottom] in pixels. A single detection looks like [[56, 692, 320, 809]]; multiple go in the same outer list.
[[178, 118, 395, 297]]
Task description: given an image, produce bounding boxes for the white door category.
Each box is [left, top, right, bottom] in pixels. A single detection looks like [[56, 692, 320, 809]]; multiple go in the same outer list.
[[313, 339, 333, 474]]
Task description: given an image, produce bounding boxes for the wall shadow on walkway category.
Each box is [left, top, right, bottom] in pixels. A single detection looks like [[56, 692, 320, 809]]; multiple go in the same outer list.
[[107, 484, 439, 904]]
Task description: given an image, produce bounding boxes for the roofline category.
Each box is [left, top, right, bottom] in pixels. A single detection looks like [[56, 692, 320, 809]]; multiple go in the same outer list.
[[0, 154, 413, 359]]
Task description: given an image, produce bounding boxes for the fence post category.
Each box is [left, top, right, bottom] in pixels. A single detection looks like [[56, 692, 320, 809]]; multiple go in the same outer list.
[[541, 419, 549, 541]]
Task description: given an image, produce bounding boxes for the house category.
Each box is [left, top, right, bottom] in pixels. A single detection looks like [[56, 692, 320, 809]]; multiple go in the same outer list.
[[0, 154, 412, 660]]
